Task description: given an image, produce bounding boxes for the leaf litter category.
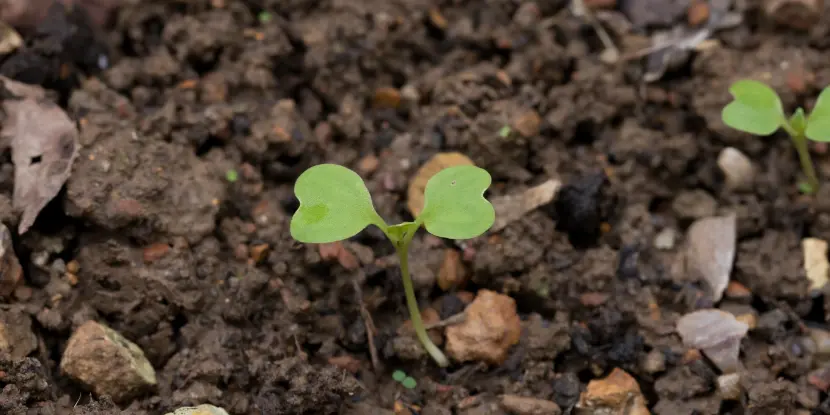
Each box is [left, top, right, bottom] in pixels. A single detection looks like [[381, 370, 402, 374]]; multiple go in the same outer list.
[[0, 76, 79, 234]]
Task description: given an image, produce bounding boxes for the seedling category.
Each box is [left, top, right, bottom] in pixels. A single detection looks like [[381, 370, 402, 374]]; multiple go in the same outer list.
[[290, 163, 495, 367], [721, 79, 830, 194], [392, 369, 417, 389], [225, 169, 239, 183]]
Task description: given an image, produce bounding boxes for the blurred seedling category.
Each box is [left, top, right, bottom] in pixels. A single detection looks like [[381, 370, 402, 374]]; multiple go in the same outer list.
[[721, 79, 830, 194], [392, 370, 417, 389], [290, 163, 495, 367]]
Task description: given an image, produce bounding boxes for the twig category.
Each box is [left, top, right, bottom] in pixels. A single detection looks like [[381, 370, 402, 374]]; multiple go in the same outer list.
[[570, 0, 620, 63], [424, 312, 466, 330], [353, 279, 381, 372]]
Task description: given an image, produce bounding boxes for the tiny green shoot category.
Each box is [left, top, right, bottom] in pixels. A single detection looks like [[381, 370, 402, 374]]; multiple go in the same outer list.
[[721, 79, 830, 194], [290, 163, 495, 367], [499, 125, 511, 138], [225, 169, 239, 183], [258, 11, 272, 24], [392, 370, 417, 389]]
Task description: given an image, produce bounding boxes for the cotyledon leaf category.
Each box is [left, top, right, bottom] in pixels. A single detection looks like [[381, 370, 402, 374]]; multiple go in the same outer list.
[[806, 87, 830, 142], [290, 164, 386, 243], [721, 79, 784, 136], [418, 165, 495, 240]]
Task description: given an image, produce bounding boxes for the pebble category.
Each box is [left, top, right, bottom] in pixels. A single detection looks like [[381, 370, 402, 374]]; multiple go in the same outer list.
[[576, 368, 649, 414], [764, 0, 822, 30], [164, 405, 229, 415], [438, 249, 467, 291], [373, 87, 401, 109], [445, 290, 522, 365], [513, 110, 541, 138], [717, 147, 755, 191], [803, 237, 829, 291], [723, 281, 752, 302], [0, 308, 37, 359], [500, 395, 561, 415], [641, 349, 666, 374], [672, 190, 717, 219], [676, 309, 748, 373], [653, 228, 676, 250], [685, 214, 737, 302], [60, 321, 157, 402], [717, 373, 742, 400]]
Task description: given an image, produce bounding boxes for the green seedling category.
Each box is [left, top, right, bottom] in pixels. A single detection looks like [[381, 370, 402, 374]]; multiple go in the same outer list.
[[290, 163, 495, 367], [722, 79, 830, 194], [225, 169, 239, 183], [392, 369, 417, 389]]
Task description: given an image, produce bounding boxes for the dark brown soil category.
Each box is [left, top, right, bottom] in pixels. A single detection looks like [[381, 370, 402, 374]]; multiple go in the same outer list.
[[2, 0, 830, 414]]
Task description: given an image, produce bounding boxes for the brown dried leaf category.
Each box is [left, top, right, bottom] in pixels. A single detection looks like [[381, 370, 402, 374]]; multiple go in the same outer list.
[[686, 214, 736, 302], [490, 179, 561, 232], [0, 76, 78, 234]]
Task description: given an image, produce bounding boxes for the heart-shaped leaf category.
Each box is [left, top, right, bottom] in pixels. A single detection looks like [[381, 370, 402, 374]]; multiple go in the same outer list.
[[418, 165, 495, 239], [806, 87, 830, 142], [721, 79, 784, 136], [290, 164, 386, 243]]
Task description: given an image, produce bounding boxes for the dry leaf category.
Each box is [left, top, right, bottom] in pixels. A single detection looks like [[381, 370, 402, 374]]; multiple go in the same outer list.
[[686, 214, 736, 302], [490, 179, 561, 232], [676, 309, 748, 373], [0, 76, 78, 234]]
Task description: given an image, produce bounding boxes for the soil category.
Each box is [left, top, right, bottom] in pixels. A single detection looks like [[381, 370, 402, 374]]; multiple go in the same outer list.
[[0, 0, 829, 414]]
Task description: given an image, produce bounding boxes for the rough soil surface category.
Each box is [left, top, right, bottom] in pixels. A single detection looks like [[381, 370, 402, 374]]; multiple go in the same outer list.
[[0, 0, 830, 414]]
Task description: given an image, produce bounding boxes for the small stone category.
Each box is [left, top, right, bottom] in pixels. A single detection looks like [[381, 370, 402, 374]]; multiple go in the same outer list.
[[143, 243, 171, 263], [764, 0, 822, 30], [0, 308, 37, 359], [686, 214, 737, 302], [642, 349, 666, 374], [653, 228, 676, 250], [808, 366, 830, 392], [373, 87, 401, 110], [357, 154, 380, 175], [0, 223, 21, 297], [500, 395, 561, 415], [250, 243, 269, 263], [66, 259, 80, 274], [428, 8, 448, 31], [687, 0, 710, 26], [328, 355, 362, 374], [735, 313, 757, 330], [576, 368, 649, 414], [579, 292, 609, 307], [446, 290, 522, 365], [672, 190, 717, 219], [438, 249, 467, 291], [724, 281, 752, 301], [164, 405, 230, 415], [803, 237, 829, 291], [60, 321, 157, 402], [717, 373, 742, 400], [513, 110, 541, 138], [319, 242, 359, 270], [676, 309, 748, 373], [810, 328, 830, 356], [718, 147, 755, 191]]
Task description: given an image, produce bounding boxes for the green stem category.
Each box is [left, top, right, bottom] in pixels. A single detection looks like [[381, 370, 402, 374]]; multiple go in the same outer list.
[[396, 245, 450, 367], [783, 119, 820, 193]]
